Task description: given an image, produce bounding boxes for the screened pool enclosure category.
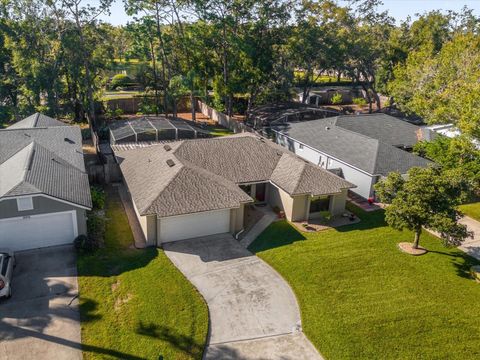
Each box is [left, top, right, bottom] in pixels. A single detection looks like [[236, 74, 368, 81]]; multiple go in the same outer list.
[[109, 116, 210, 144]]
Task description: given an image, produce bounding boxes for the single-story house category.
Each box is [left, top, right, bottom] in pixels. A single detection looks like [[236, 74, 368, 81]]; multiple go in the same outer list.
[[114, 133, 354, 245], [272, 114, 434, 199], [0, 113, 92, 251]]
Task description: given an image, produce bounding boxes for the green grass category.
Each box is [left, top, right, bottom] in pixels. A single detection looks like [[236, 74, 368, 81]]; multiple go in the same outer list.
[[249, 205, 480, 360], [102, 90, 143, 101], [77, 189, 208, 360], [203, 125, 233, 137], [459, 202, 480, 222]]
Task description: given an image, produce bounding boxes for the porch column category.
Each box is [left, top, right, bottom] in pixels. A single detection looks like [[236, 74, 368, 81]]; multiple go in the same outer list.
[[250, 184, 256, 199]]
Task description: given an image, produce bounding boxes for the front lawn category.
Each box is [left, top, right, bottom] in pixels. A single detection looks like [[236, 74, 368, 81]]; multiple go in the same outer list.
[[459, 202, 480, 222], [77, 189, 208, 360], [249, 206, 480, 359]]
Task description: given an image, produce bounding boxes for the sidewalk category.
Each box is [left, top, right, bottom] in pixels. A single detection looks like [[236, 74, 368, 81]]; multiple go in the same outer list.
[[458, 216, 480, 261], [239, 207, 278, 248]]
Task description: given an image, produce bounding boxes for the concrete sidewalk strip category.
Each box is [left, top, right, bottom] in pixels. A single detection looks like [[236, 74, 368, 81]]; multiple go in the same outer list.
[[205, 333, 321, 360], [458, 216, 480, 261], [240, 211, 278, 248]]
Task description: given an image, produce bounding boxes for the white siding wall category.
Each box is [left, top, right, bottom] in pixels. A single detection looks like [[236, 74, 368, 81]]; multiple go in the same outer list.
[[276, 134, 375, 199], [327, 158, 375, 199]]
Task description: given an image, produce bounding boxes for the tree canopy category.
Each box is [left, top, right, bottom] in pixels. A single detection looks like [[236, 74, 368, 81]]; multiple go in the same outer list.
[[1, 0, 480, 132], [375, 167, 471, 250]]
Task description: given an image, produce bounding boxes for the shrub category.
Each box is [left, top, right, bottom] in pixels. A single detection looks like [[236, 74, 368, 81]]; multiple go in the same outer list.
[[331, 93, 343, 105], [353, 97, 368, 106], [90, 186, 106, 210], [111, 74, 134, 89], [74, 234, 98, 253]]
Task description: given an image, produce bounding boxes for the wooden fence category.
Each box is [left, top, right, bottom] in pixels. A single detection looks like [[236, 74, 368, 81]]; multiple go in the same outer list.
[[195, 100, 250, 134]]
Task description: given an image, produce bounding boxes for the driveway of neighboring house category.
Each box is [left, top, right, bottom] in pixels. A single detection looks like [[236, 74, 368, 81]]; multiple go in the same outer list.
[[0, 245, 81, 360], [163, 234, 322, 359]]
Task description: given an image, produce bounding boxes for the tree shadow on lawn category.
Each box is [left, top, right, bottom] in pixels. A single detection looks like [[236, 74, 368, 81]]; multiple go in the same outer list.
[[136, 321, 204, 358], [427, 248, 480, 280]]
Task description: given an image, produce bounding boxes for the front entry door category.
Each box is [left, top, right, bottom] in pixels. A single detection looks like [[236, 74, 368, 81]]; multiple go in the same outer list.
[[255, 183, 266, 203]]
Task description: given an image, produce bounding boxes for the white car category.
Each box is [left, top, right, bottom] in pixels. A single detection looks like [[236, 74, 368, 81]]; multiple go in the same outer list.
[[0, 249, 15, 299]]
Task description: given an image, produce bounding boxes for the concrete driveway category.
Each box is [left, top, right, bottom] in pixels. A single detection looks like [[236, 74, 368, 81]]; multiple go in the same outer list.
[[164, 234, 322, 360], [459, 216, 480, 260], [0, 245, 81, 360]]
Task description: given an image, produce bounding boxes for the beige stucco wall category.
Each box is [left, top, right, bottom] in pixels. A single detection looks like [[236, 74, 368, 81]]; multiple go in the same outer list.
[[329, 189, 348, 215], [268, 184, 309, 221], [229, 204, 245, 233], [131, 198, 157, 246]]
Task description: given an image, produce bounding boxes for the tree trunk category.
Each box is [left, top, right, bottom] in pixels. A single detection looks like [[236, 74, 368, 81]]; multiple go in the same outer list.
[[413, 229, 421, 249], [149, 40, 160, 116], [190, 91, 196, 122]]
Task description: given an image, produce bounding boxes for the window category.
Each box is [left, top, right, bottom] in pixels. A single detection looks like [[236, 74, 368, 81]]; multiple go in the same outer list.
[[310, 196, 330, 213], [17, 197, 33, 211]]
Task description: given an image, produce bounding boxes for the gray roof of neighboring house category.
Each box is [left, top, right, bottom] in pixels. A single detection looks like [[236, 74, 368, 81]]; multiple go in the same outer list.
[[334, 114, 429, 147], [0, 117, 91, 208], [8, 113, 68, 129], [272, 115, 432, 176], [115, 134, 354, 217]]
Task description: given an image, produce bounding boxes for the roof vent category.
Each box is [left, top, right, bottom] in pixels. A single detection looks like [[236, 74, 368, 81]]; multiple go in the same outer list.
[[166, 159, 175, 167], [164, 144, 172, 151], [325, 126, 330, 130], [64, 137, 75, 144]]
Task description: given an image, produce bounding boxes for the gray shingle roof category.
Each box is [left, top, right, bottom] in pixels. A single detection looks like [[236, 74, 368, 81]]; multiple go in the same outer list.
[[115, 134, 354, 217], [8, 113, 67, 129], [334, 114, 423, 147], [272, 115, 432, 176], [0, 116, 91, 209]]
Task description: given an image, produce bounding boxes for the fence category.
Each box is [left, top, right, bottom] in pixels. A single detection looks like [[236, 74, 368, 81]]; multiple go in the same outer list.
[[105, 96, 192, 115], [195, 100, 251, 134]]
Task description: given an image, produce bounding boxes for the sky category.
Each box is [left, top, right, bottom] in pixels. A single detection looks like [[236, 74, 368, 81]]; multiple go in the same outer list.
[[97, 0, 480, 26]]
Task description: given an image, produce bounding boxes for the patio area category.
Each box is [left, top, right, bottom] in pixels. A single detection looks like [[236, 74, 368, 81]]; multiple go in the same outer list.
[[292, 212, 360, 232]]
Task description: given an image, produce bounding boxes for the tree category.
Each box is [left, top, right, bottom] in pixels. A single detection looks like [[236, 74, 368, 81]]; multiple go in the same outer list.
[[388, 33, 480, 138], [60, 0, 113, 128], [374, 167, 470, 249], [414, 135, 480, 194]]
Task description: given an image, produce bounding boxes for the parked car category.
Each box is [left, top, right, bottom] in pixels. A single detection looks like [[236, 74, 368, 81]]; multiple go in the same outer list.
[[0, 249, 15, 299]]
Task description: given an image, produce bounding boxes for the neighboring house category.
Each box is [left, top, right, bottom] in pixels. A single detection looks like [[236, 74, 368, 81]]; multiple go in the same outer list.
[[423, 123, 480, 149], [114, 133, 354, 245], [272, 114, 434, 199], [0, 113, 92, 251], [247, 102, 338, 130]]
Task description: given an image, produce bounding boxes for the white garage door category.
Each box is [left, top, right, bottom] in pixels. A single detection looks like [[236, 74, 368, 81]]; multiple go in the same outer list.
[[160, 209, 230, 243], [0, 211, 77, 251]]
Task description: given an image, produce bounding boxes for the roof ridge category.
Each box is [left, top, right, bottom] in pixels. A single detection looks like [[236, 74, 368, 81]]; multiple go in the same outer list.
[[143, 162, 184, 214], [371, 139, 381, 174], [34, 113, 41, 127]]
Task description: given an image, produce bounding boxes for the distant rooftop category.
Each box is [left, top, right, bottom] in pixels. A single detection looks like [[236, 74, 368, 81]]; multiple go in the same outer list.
[[247, 102, 339, 129], [7, 113, 68, 129]]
